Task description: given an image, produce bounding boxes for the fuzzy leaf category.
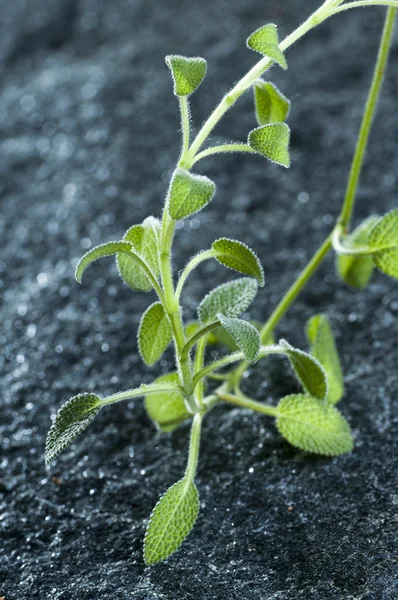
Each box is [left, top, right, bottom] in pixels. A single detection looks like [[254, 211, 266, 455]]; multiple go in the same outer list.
[[198, 278, 258, 324], [280, 340, 327, 401], [76, 241, 137, 283], [336, 216, 379, 289], [138, 302, 173, 366], [248, 123, 290, 168], [145, 373, 190, 432], [211, 239, 265, 286], [165, 55, 207, 97], [276, 394, 353, 456], [217, 314, 260, 362], [144, 476, 199, 565], [247, 24, 287, 70], [168, 169, 216, 220], [117, 217, 161, 292], [210, 320, 274, 351], [253, 80, 290, 126], [306, 314, 344, 405], [45, 393, 101, 465], [369, 209, 398, 278]]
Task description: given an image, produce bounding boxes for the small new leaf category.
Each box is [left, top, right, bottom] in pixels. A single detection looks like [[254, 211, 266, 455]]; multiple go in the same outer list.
[[276, 394, 354, 456], [198, 278, 258, 324], [138, 302, 173, 366], [280, 340, 327, 401], [144, 476, 199, 565], [76, 241, 136, 283], [253, 79, 290, 126], [45, 393, 101, 465], [246, 24, 287, 70], [165, 55, 207, 97], [168, 169, 216, 220], [248, 123, 290, 168], [217, 314, 261, 362], [144, 373, 190, 432], [306, 314, 344, 405], [369, 209, 398, 278], [211, 238, 265, 286], [336, 216, 379, 289], [117, 217, 161, 292]]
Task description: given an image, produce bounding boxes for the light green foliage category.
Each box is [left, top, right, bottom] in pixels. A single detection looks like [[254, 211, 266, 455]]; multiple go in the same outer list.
[[211, 238, 265, 286], [198, 278, 258, 324], [248, 123, 291, 168], [138, 302, 173, 366], [144, 476, 199, 565], [369, 209, 398, 278], [45, 393, 101, 465], [209, 321, 274, 351], [117, 217, 161, 292], [217, 314, 261, 362], [253, 80, 290, 125], [165, 55, 207, 97], [336, 216, 379, 289], [246, 24, 288, 70], [280, 340, 328, 401], [76, 241, 139, 283], [144, 373, 190, 432], [306, 314, 344, 405], [276, 394, 354, 456], [168, 169, 216, 220]]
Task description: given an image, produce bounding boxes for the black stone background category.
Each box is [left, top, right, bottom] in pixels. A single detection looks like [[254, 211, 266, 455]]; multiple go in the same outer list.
[[1, 0, 397, 598]]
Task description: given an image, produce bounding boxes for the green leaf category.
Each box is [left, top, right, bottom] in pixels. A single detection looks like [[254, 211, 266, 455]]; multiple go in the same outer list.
[[211, 239, 265, 286], [247, 24, 287, 70], [248, 123, 290, 168], [138, 302, 173, 366], [144, 476, 199, 565], [117, 217, 161, 292], [253, 79, 290, 126], [276, 394, 354, 456], [144, 373, 190, 432], [198, 277, 258, 324], [217, 314, 261, 362], [76, 241, 137, 283], [165, 55, 207, 97], [45, 393, 101, 465], [168, 169, 216, 220], [306, 314, 344, 405], [279, 340, 327, 401], [369, 209, 398, 278], [209, 320, 274, 351], [336, 216, 379, 289]]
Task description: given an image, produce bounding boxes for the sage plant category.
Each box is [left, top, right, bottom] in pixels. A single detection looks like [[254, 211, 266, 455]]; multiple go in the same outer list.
[[45, 0, 398, 565]]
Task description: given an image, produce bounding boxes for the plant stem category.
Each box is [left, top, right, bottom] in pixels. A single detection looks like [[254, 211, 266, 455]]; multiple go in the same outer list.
[[331, 1, 398, 15], [175, 250, 214, 302], [179, 97, 191, 166], [338, 6, 397, 229], [101, 382, 181, 406], [217, 392, 279, 417], [185, 413, 202, 485], [191, 144, 256, 165], [181, 321, 220, 360]]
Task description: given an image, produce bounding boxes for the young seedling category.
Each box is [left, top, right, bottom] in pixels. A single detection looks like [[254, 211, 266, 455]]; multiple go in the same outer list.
[[45, 0, 398, 565]]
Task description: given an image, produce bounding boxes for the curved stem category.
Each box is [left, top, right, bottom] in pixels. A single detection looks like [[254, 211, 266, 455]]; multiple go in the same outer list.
[[331, 1, 398, 16], [101, 383, 181, 406], [217, 392, 279, 417], [175, 250, 214, 302], [337, 6, 397, 229], [184, 413, 202, 485], [191, 144, 256, 165], [179, 97, 191, 165], [181, 320, 220, 360]]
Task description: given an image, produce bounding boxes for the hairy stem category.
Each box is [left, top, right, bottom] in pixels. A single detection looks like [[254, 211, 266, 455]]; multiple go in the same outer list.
[[338, 6, 397, 229], [191, 144, 256, 165], [217, 392, 279, 417], [185, 413, 202, 485]]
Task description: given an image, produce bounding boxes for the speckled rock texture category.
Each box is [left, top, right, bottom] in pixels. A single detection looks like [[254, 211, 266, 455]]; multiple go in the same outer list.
[[1, 1, 398, 598]]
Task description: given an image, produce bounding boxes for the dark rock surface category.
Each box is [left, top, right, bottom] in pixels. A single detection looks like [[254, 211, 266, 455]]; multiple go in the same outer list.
[[1, 0, 398, 598]]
